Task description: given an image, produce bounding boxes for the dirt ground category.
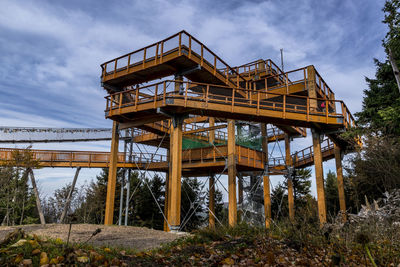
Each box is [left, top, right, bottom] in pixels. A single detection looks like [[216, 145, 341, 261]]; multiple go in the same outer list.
[[0, 224, 185, 251]]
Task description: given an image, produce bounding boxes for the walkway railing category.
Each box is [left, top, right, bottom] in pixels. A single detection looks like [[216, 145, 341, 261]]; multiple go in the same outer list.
[[105, 80, 357, 129], [101, 30, 246, 87]]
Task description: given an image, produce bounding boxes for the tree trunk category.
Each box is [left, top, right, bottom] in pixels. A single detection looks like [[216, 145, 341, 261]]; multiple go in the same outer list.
[[29, 169, 46, 225], [388, 47, 400, 94]]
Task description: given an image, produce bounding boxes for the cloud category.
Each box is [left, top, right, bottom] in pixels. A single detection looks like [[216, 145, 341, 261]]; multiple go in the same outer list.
[[0, 0, 387, 198]]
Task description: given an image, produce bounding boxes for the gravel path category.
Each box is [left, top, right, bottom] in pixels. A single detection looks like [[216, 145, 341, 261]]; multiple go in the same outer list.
[[0, 224, 184, 250]]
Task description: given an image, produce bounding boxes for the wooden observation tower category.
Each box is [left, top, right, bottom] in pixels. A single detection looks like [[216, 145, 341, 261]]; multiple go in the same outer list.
[[96, 31, 360, 231]]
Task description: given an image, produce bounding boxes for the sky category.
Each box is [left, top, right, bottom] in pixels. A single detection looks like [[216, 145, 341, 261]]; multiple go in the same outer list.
[[0, 0, 388, 201]]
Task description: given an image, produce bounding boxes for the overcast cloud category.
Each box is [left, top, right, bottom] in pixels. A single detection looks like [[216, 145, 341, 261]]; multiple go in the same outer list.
[[0, 0, 387, 198]]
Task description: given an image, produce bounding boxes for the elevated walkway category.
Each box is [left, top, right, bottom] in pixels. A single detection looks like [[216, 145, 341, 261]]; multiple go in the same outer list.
[[0, 140, 336, 175], [105, 80, 357, 149]]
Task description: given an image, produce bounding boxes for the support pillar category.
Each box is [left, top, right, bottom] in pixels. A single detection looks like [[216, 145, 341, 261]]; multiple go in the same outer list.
[[105, 121, 119, 225], [29, 169, 46, 225], [164, 150, 171, 231], [169, 116, 183, 231], [209, 174, 215, 228], [261, 123, 271, 228], [285, 134, 295, 222], [312, 129, 327, 225], [334, 144, 347, 222], [60, 167, 81, 223], [227, 119, 237, 226]]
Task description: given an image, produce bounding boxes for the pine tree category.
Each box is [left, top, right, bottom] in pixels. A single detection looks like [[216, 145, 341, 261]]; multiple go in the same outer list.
[[355, 0, 400, 136], [324, 170, 340, 218]]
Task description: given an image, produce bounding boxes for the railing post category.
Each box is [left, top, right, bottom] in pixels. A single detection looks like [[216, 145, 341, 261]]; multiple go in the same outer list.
[[163, 81, 166, 106], [178, 33, 182, 55], [188, 36, 192, 58], [113, 59, 117, 78], [135, 88, 139, 111], [154, 84, 158, 108], [155, 43, 159, 65], [325, 99, 328, 123], [283, 95, 286, 119], [143, 48, 146, 69], [160, 41, 164, 63], [127, 54, 131, 73]]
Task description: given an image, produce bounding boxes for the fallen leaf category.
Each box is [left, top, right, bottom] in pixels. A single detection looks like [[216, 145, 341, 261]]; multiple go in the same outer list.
[[77, 256, 89, 263], [14, 254, 23, 263], [49, 258, 59, 264], [32, 249, 41, 255], [40, 252, 49, 265], [221, 257, 235, 265], [28, 239, 39, 248], [11, 239, 27, 247], [104, 247, 111, 253], [22, 258, 32, 265]]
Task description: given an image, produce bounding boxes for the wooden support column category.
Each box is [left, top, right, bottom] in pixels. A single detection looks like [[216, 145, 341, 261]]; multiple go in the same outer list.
[[312, 129, 327, 225], [307, 65, 318, 111], [29, 169, 46, 225], [208, 117, 216, 228], [334, 144, 347, 222], [164, 150, 170, 231], [60, 167, 81, 223], [285, 134, 295, 222], [261, 123, 271, 228], [105, 121, 119, 225], [209, 174, 215, 228], [227, 119, 237, 226], [169, 116, 183, 231]]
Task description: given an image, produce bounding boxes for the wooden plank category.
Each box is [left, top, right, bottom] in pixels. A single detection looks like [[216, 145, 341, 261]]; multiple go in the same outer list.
[[312, 130, 327, 225], [227, 120, 237, 226], [104, 121, 120, 225], [334, 144, 347, 222], [285, 134, 295, 222]]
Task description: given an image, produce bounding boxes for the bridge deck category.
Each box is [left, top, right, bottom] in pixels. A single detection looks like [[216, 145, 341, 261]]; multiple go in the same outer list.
[[0, 139, 335, 175]]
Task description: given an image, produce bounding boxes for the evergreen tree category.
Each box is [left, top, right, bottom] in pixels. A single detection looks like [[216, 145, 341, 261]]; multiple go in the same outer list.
[[0, 149, 40, 225], [355, 0, 400, 136], [324, 170, 340, 218], [271, 168, 312, 220], [180, 177, 205, 231]]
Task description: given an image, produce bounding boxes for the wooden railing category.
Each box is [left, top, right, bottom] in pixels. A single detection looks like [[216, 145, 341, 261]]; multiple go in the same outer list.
[[219, 59, 284, 80], [105, 80, 357, 129], [100, 30, 247, 87]]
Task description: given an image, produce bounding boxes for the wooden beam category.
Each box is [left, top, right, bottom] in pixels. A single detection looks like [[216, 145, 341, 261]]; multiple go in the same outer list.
[[169, 116, 183, 231], [285, 134, 295, 222], [334, 144, 347, 222], [307, 65, 318, 111], [59, 167, 81, 223], [227, 119, 237, 226], [29, 169, 46, 225], [183, 124, 226, 136], [312, 129, 327, 225], [164, 150, 170, 231], [184, 116, 208, 124], [209, 117, 215, 145], [209, 174, 215, 228], [261, 123, 271, 228], [105, 121, 120, 225]]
